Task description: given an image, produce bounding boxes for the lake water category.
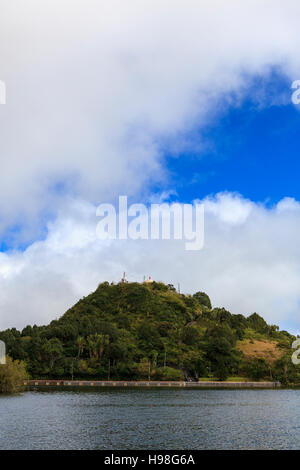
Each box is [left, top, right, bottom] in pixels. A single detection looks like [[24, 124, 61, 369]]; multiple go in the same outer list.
[[0, 388, 300, 449]]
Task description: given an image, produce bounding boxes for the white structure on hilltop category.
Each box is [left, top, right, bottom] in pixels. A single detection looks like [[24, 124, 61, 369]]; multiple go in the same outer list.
[[120, 272, 128, 283]]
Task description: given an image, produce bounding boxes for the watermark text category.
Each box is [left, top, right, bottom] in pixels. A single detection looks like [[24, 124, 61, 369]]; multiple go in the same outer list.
[[0, 340, 6, 364], [0, 80, 6, 104], [96, 196, 204, 251]]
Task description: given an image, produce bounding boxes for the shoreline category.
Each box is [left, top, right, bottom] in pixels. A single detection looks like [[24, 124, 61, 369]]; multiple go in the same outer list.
[[24, 379, 281, 389]]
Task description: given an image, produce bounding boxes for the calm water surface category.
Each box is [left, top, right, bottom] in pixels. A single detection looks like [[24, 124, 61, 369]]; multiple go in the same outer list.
[[1, 389, 300, 449]]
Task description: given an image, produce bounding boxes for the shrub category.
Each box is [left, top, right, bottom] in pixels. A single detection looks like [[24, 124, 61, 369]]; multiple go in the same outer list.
[[0, 356, 28, 394]]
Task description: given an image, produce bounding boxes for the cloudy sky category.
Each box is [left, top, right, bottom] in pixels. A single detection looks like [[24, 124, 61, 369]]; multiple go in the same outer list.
[[1, 0, 300, 332]]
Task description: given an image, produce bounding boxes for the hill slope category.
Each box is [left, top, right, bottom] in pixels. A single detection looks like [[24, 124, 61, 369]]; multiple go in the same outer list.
[[0, 281, 297, 383]]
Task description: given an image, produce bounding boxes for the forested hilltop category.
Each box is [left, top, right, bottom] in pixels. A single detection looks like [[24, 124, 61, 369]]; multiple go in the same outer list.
[[0, 281, 298, 383]]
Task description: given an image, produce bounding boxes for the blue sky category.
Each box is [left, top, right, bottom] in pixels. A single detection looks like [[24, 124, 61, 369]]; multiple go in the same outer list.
[[162, 72, 300, 205]]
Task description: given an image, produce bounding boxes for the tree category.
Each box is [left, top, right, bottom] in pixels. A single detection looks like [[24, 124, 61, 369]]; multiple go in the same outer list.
[[182, 350, 207, 380], [193, 292, 211, 309], [182, 326, 200, 345], [137, 357, 151, 379], [247, 313, 268, 334], [150, 350, 158, 368], [96, 334, 110, 364], [0, 356, 28, 393], [204, 325, 237, 381], [76, 336, 85, 358], [87, 334, 109, 364], [42, 338, 63, 370], [87, 335, 97, 359], [212, 308, 232, 324], [245, 358, 269, 381]]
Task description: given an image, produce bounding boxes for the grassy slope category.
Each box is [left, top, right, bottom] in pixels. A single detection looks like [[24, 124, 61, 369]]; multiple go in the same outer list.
[[237, 339, 284, 364]]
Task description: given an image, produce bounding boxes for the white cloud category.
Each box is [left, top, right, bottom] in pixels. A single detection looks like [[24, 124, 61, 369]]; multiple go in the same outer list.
[[0, 193, 300, 333], [0, 0, 300, 234], [200, 193, 254, 225]]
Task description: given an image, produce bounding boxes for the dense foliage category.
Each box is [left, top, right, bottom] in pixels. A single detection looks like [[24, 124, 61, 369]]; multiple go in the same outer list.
[[0, 356, 28, 393], [0, 281, 297, 383]]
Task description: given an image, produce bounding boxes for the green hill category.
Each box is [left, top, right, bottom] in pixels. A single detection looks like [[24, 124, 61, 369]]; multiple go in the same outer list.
[[0, 281, 297, 383]]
